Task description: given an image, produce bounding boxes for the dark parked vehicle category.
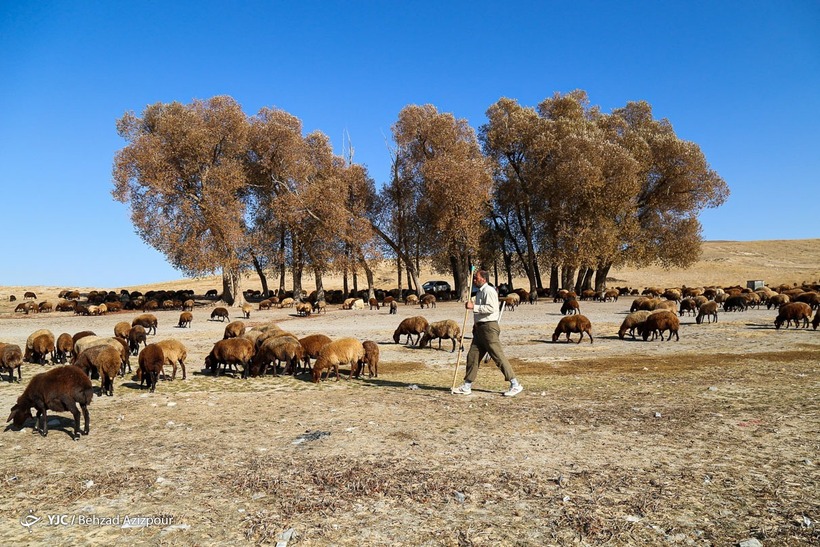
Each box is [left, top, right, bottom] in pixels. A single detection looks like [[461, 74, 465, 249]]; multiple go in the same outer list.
[[423, 281, 451, 294]]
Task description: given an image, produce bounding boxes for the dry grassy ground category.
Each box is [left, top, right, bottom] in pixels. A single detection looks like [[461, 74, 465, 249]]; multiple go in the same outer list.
[[0, 240, 818, 546]]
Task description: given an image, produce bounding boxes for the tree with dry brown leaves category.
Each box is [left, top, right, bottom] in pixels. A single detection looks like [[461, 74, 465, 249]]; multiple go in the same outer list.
[[113, 96, 251, 306]]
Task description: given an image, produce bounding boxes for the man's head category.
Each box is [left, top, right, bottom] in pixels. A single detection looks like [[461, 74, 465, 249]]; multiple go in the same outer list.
[[473, 269, 488, 287]]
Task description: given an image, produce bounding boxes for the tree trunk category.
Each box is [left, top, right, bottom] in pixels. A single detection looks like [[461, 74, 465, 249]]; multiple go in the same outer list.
[[594, 263, 612, 293], [582, 268, 594, 292], [358, 251, 376, 300], [313, 267, 325, 303], [250, 252, 269, 297], [291, 234, 303, 300], [561, 265, 575, 291], [368, 220, 422, 297], [504, 249, 514, 291], [452, 253, 471, 302], [574, 267, 587, 294], [550, 264, 560, 297], [278, 227, 287, 295], [533, 258, 543, 292], [396, 255, 403, 292], [220, 267, 245, 307]]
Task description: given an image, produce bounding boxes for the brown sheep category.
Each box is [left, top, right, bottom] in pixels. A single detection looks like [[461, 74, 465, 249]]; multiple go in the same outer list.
[[178, 311, 193, 328], [774, 302, 812, 329], [211, 307, 230, 322], [501, 293, 519, 310], [154, 339, 188, 380], [38, 301, 53, 313], [679, 298, 698, 316], [552, 315, 593, 344], [223, 320, 246, 339], [418, 319, 462, 352], [279, 297, 295, 308], [312, 338, 365, 383], [393, 316, 429, 346], [812, 309, 820, 330], [420, 294, 437, 309], [55, 333, 74, 364], [295, 302, 313, 316], [128, 325, 148, 356], [795, 291, 820, 310], [7, 365, 93, 439], [183, 299, 195, 311], [389, 301, 398, 314], [1, 344, 23, 382], [205, 338, 255, 378], [24, 291, 37, 300], [29, 332, 56, 365], [241, 303, 253, 318], [358, 340, 380, 378], [73, 345, 121, 396], [313, 300, 327, 314], [369, 297, 380, 310], [137, 343, 164, 392], [299, 334, 333, 370], [641, 311, 680, 341], [253, 336, 304, 376], [617, 311, 652, 340], [696, 301, 719, 324], [560, 298, 580, 315], [114, 321, 131, 340], [766, 294, 790, 310], [654, 300, 678, 313], [132, 313, 158, 335], [258, 299, 272, 310], [404, 294, 419, 306]]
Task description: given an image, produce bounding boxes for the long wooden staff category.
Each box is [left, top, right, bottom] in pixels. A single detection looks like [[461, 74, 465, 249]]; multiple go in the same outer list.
[[451, 266, 476, 390]]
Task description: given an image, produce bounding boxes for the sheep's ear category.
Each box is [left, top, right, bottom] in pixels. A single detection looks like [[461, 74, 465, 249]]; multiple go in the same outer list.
[[6, 405, 19, 422]]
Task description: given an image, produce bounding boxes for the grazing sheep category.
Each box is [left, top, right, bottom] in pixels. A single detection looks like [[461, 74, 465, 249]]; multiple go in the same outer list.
[[654, 300, 678, 313], [723, 296, 748, 312], [1, 344, 23, 382], [552, 315, 593, 344], [9, 295, 16, 301], [295, 302, 313, 316], [56, 299, 76, 312], [696, 301, 719, 324], [178, 311, 193, 328], [73, 345, 122, 396], [629, 297, 651, 312], [24, 291, 37, 300], [602, 289, 618, 302], [241, 303, 252, 318], [131, 313, 158, 335], [210, 307, 230, 322], [258, 299, 272, 310], [766, 294, 790, 310], [72, 330, 96, 345], [137, 344, 164, 392], [154, 339, 188, 380], [38, 301, 53, 313], [393, 316, 430, 346], [795, 291, 820, 310], [205, 338, 255, 378], [418, 319, 462, 352], [368, 297, 380, 310], [55, 333, 74, 364], [312, 300, 327, 314], [560, 298, 580, 315], [358, 341, 380, 378], [641, 310, 680, 341], [29, 332, 56, 365], [420, 294, 437, 309], [404, 294, 419, 306], [183, 299, 195, 311], [350, 298, 365, 310], [617, 311, 653, 340], [253, 335, 304, 376], [223, 320, 246, 339], [114, 321, 131, 340], [205, 289, 218, 298], [312, 338, 365, 383], [279, 297, 295, 308], [529, 291, 539, 304], [6, 366, 93, 439], [812, 309, 819, 330], [774, 302, 812, 330], [389, 301, 398, 314], [72, 336, 130, 376], [128, 325, 148, 356], [299, 334, 333, 370], [679, 298, 698, 316]]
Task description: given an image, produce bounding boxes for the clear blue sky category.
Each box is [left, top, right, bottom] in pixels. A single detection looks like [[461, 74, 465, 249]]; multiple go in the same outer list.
[[1, 1, 818, 287]]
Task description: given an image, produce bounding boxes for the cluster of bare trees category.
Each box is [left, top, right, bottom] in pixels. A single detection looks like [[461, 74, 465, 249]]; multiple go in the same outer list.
[[112, 92, 729, 306]]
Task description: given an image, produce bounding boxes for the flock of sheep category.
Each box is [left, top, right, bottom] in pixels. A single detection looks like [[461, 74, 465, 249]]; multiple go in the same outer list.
[[2, 281, 819, 441]]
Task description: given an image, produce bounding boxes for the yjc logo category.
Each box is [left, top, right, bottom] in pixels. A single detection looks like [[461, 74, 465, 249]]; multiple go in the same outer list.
[[20, 510, 41, 531]]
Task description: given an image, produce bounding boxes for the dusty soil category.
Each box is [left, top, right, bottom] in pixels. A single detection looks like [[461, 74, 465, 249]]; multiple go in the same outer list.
[[0, 240, 818, 545]]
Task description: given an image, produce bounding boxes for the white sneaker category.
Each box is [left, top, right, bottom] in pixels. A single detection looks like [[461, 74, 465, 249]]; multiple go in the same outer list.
[[452, 384, 472, 395], [503, 384, 523, 397]]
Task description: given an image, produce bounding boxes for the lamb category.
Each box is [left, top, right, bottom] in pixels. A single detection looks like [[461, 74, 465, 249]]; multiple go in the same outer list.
[[369, 297, 380, 310], [696, 301, 719, 324], [358, 340, 380, 378], [154, 339, 188, 380], [774, 302, 812, 330], [128, 325, 148, 356], [223, 320, 246, 339], [1, 344, 23, 382], [552, 315, 593, 344], [404, 294, 419, 306], [205, 338, 255, 378], [418, 319, 462, 352], [560, 298, 580, 315], [393, 316, 430, 346], [299, 334, 333, 369], [132, 313, 158, 335], [114, 321, 132, 339], [312, 337, 365, 383], [279, 297, 295, 308], [137, 343, 164, 392], [241, 303, 253, 318], [7, 365, 93, 439], [25, 329, 55, 364], [55, 333, 74, 364], [617, 311, 653, 340], [178, 311, 193, 328], [420, 294, 437, 309], [641, 310, 680, 341], [210, 307, 230, 322], [73, 345, 122, 396]]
